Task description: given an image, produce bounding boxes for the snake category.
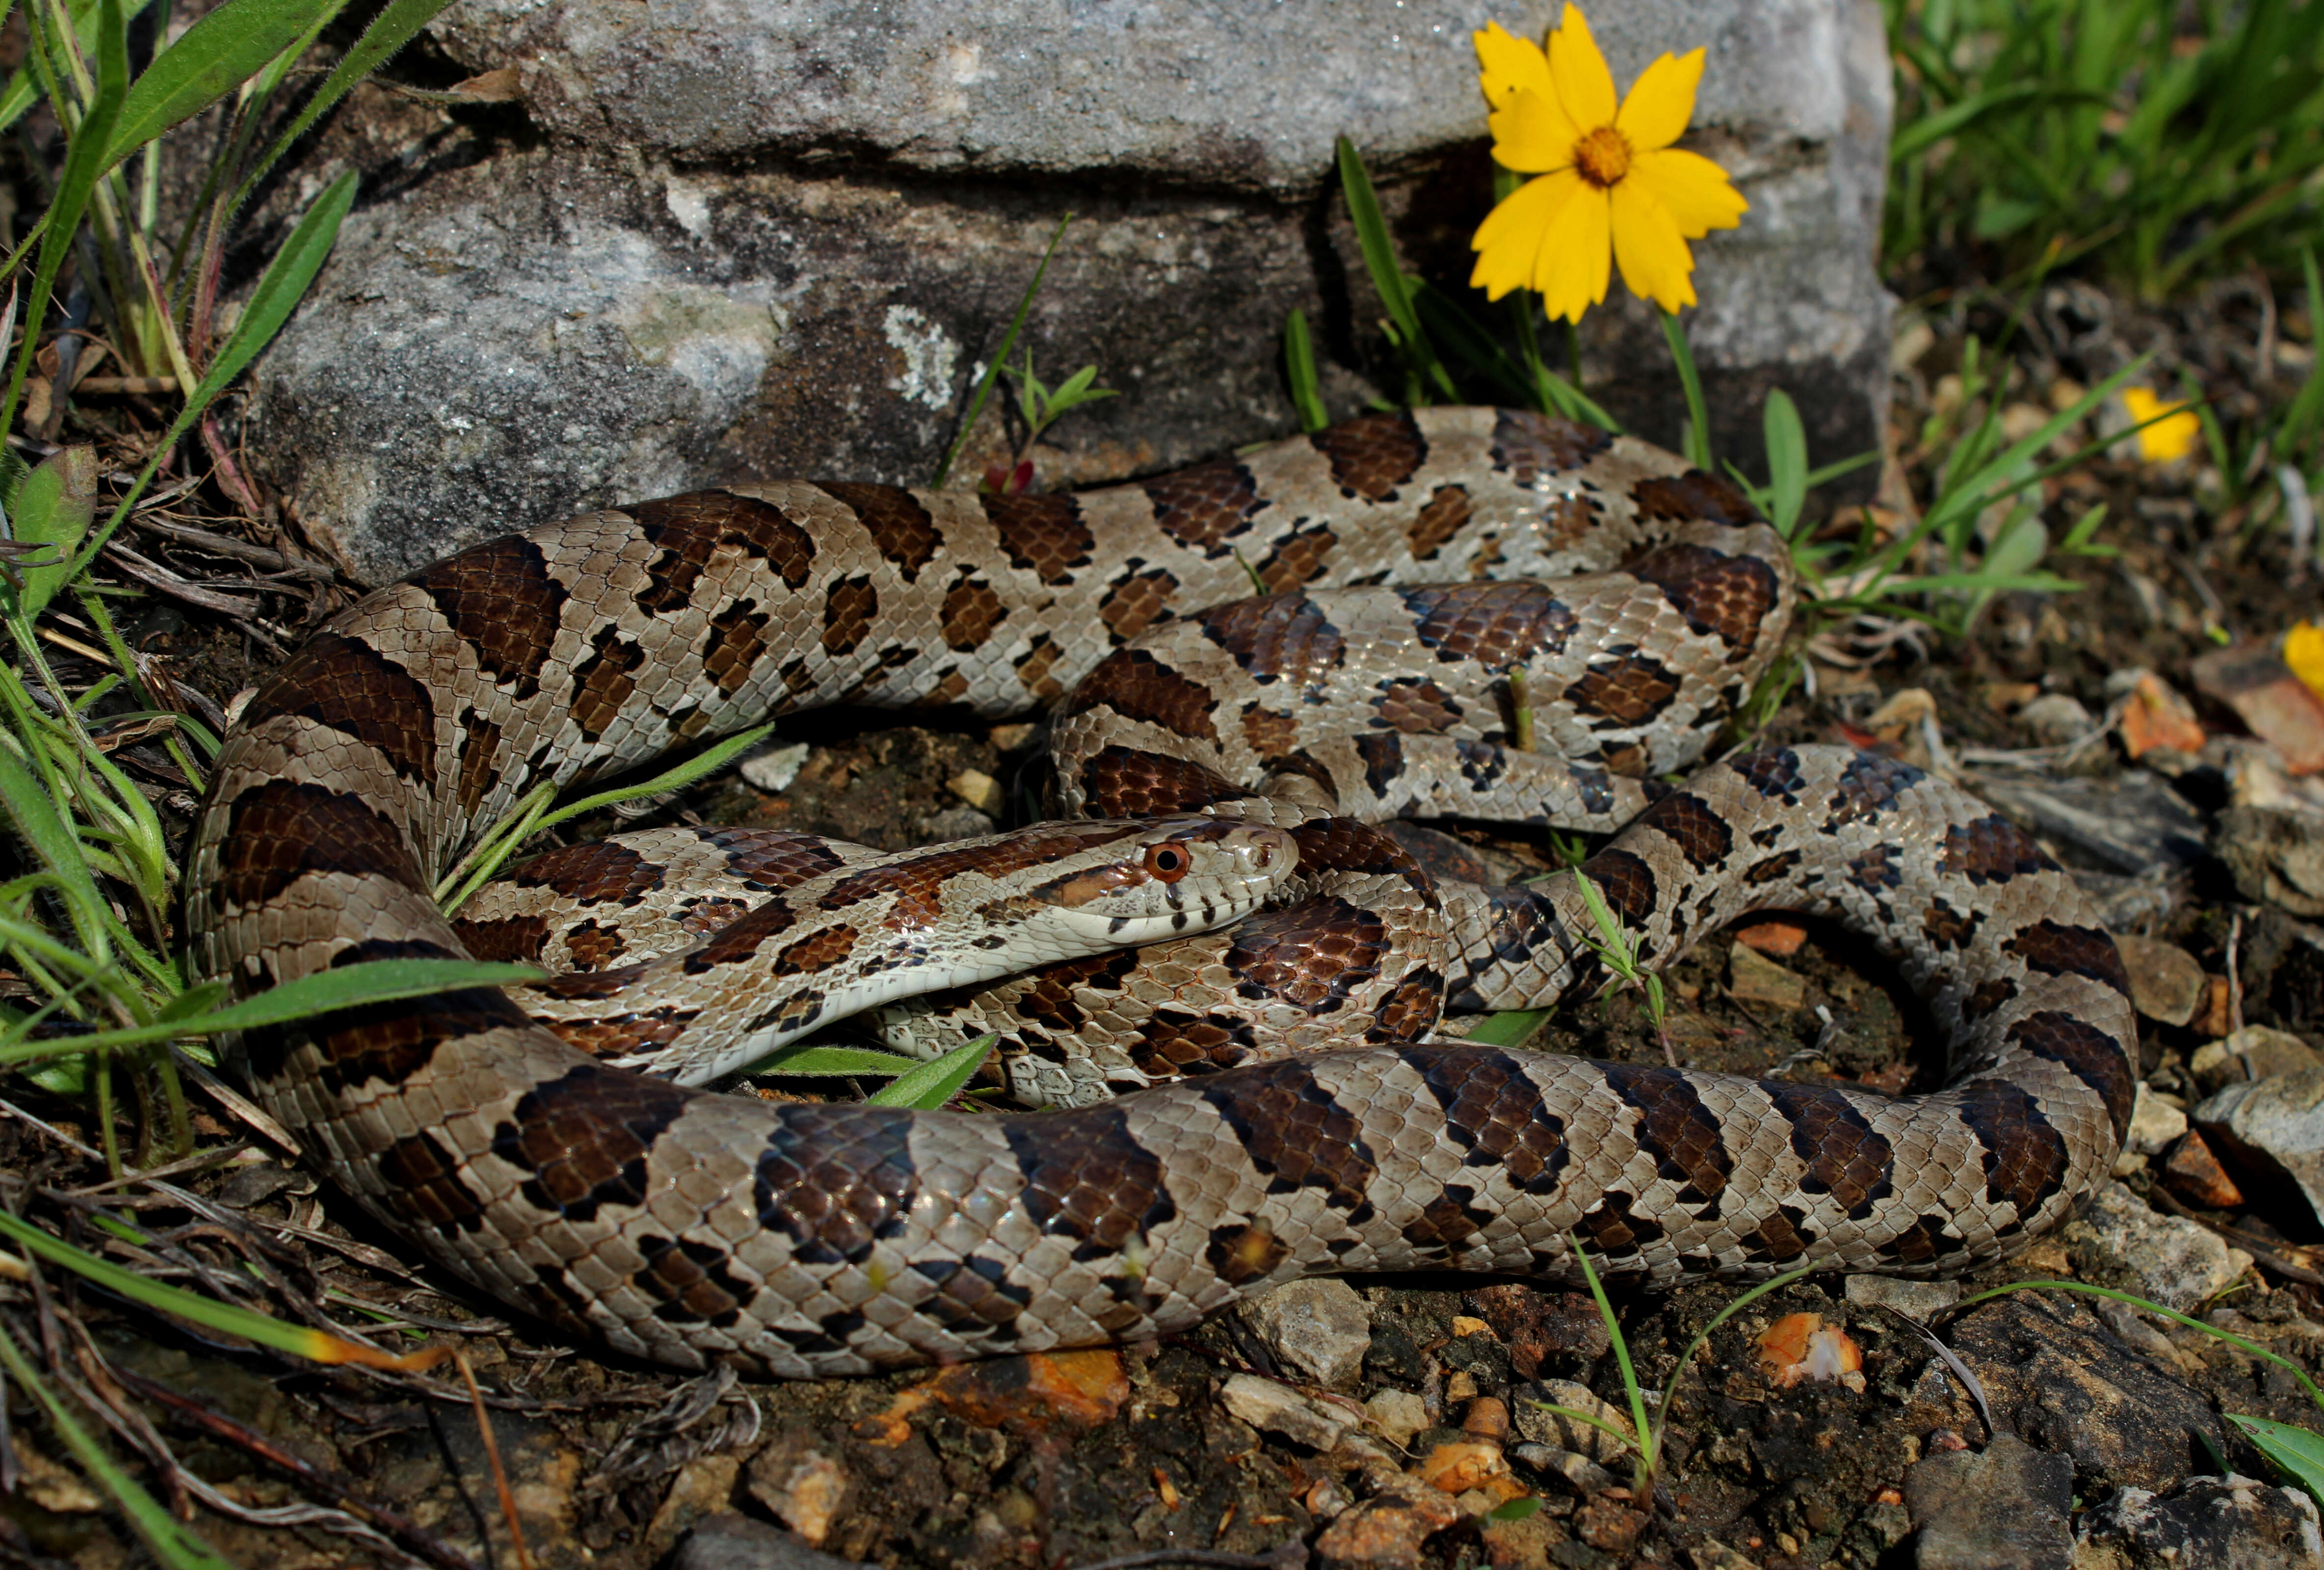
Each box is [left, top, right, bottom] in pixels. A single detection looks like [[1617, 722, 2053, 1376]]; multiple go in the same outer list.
[[185, 407, 2137, 1377]]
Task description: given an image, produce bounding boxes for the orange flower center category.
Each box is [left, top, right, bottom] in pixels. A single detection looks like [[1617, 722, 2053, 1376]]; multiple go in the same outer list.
[[1573, 126, 1631, 188]]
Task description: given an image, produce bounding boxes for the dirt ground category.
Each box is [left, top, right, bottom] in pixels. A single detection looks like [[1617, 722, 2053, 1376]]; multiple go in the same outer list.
[[4, 275, 2324, 1570]]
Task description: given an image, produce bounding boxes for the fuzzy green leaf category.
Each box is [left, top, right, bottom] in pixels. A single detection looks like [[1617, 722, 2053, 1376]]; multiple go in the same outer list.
[[1763, 389, 1808, 539], [2228, 1415, 2324, 1500], [865, 1032, 998, 1110], [102, 0, 333, 172], [8, 447, 99, 620]]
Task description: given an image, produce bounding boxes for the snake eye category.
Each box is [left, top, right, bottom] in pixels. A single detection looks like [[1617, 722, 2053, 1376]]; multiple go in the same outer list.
[[1143, 844, 1190, 883]]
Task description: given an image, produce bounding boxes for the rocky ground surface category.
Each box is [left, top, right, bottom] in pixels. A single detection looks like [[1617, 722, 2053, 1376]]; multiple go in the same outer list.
[[9, 284, 2324, 1570]]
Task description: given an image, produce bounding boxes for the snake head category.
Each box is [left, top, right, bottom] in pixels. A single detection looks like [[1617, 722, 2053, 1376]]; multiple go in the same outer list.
[[1019, 815, 1297, 946]]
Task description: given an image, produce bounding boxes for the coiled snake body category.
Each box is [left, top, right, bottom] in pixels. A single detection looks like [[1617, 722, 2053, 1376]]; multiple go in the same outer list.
[[187, 409, 2136, 1377]]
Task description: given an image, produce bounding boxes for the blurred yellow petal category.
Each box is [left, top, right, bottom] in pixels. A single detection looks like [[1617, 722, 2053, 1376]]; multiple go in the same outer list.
[[2286, 621, 2324, 703], [1489, 87, 1582, 173], [1548, 6, 1618, 132], [1471, 169, 1585, 301], [1534, 176, 1611, 323], [1610, 177, 1697, 314], [1615, 49, 1704, 150], [1628, 146, 1748, 237], [2122, 387, 2200, 463], [1475, 20, 1552, 108]]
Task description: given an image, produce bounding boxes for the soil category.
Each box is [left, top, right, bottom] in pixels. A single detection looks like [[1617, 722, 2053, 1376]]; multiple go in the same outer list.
[[5, 248, 2324, 1570]]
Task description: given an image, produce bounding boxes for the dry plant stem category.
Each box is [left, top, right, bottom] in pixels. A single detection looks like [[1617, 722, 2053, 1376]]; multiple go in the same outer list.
[[114, 1365, 483, 1570], [2226, 912, 2245, 1036], [455, 1351, 534, 1570]]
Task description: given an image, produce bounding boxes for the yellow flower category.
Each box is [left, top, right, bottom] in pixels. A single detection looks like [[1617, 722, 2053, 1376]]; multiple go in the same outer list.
[[2287, 621, 2324, 703], [2121, 387, 2201, 464], [1470, 7, 1747, 321]]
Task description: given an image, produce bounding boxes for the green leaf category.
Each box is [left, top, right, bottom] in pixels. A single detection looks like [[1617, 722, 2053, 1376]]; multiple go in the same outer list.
[[1464, 1009, 1549, 1047], [101, 0, 333, 173], [2228, 1415, 2324, 1500], [742, 1043, 930, 1078], [236, 0, 452, 209], [934, 213, 1072, 488], [1763, 389, 1808, 539], [1284, 308, 1328, 434], [2281, 246, 2324, 460], [865, 1031, 998, 1109], [1488, 1497, 1542, 1522], [7, 446, 99, 619]]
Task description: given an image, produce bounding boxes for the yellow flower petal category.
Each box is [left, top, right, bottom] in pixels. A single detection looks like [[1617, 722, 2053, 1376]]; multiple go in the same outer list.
[[1489, 87, 1582, 174], [1615, 49, 1704, 151], [1471, 169, 1581, 300], [1610, 176, 1697, 314], [1548, 5, 1618, 133], [1475, 20, 1552, 108], [2122, 387, 2201, 463], [1533, 174, 1612, 324], [1628, 146, 1748, 238], [2286, 621, 2324, 703]]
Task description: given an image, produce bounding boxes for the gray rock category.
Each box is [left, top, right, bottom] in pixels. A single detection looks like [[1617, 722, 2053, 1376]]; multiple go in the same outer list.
[[2114, 936, 2209, 1028], [2217, 806, 2324, 918], [2125, 1085, 2190, 1159], [2195, 1066, 2324, 1228], [1905, 1434, 2073, 1570], [2019, 693, 2097, 746], [2191, 1026, 2324, 1094], [1219, 1372, 1351, 1451], [1941, 1295, 2231, 1496], [251, 0, 1895, 583], [673, 1514, 874, 1570], [1361, 1389, 1429, 1449], [1973, 772, 2210, 878], [1843, 1274, 1961, 1320], [2075, 1474, 2324, 1570], [2068, 1180, 2254, 1311], [1510, 1441, 1622, 1497], [1240, 1277, 1374, 1390]]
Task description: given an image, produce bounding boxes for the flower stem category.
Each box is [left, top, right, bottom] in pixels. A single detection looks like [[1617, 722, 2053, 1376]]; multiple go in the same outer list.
[[1658, 307, 1713, 471]]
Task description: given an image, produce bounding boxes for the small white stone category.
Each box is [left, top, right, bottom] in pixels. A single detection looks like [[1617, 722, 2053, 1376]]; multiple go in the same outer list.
[[1363, 1389, 1429, 1448], [739, 741, 810, 793], [1238, 1277, 1373, 1389], [1219, 1373, 1348, 1451], [2127, 1083, 2189, 1157], [948, 768, 1003, 814]]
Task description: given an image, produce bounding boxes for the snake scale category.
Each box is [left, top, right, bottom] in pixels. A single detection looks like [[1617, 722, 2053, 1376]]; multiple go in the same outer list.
[[186, 408, 2137, 1377]]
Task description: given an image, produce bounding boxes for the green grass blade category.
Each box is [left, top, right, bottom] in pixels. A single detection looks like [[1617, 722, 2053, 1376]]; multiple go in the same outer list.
[[69, 168, 356, 581], [0, 0, 154, 133], [0, 1318, 238, 1570], [865, 1032, 997, 1109], [231, 0, 454, 213], [744, 1043, 932, 1078], [0, 0, 126, 441], [1649, 1265, 1813, 1469], [1336, 135, 1456, 403], [1564, 1234, 1656, 1494], [1763, 388, 1808, 538], [100, 0, 330, 172], [1284, 308, 1328, 433], [2227, 1415, 2324, 1499], [0, 1210, 413, 1370], [934, 212, 1071, 488], [1659, 309, 1713, 471], [2280, 246, 2324, 460], [0, 725, 114, 958], [1957, 1280, 2324, 1412], [0, 959, 545, 1060]]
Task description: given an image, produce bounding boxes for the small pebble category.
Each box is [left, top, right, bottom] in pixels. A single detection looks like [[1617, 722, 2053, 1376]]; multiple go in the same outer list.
[[1364, 1389, 1430, 1449], [739, 741, 811, 793], [2162, 1129, 2246, 1210], [1732, 919, 1806, 958], [1729, 944, 1807, 1011], [1219, 1373, 1347, 1451], [2190, 1025, 2323, 1093], [1755, 1312, 1865, 1391], [2018, 692, 2095, 746], [2126, 1083, 2189, 1157], [2113, 936, 2207, 1028], [947, 768, 1002, 813], [1461, 1395, 1509, 1442]]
